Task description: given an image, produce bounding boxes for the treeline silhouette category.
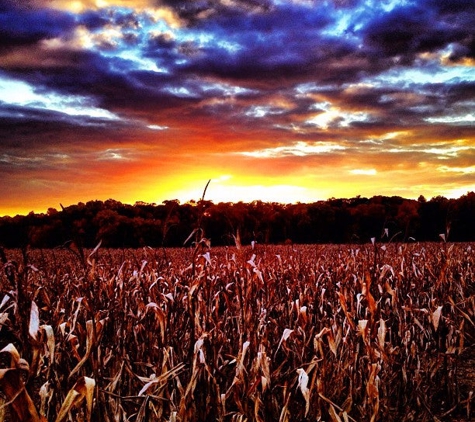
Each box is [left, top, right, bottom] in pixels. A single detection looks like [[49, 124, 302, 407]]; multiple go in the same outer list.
[[1, 192, 475, 248]]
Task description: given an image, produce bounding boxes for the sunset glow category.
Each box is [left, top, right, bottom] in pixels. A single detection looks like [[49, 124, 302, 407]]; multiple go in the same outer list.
[[1, 0, 474, 216]]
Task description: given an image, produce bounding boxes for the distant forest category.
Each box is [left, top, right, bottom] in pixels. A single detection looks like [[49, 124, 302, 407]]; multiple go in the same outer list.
[[1, 192, 475, 248]]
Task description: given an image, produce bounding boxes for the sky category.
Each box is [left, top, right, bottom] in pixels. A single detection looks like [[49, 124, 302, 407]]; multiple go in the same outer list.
[[0, 0, 474, 216]]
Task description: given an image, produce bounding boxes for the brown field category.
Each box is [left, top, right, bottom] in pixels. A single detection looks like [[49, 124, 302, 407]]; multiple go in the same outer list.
[[1, 242, 475, 421]]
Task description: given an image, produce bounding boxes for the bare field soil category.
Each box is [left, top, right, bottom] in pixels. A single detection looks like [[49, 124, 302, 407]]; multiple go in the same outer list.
[[1, 242, 475, 421]]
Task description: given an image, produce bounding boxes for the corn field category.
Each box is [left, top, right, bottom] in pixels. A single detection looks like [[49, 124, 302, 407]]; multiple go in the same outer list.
[[1, 241, 475, 421]]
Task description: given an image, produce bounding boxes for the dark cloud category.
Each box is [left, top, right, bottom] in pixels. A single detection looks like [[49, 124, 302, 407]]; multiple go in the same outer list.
[[442, 81, 475, 104], [331, 0, 359, 7], [0, 106, 129, 150], [426, 0, 475, 15], [0, 5, 76, 50], [0, 103, 108, 129], [172, 6, 354, 86], [1, 38, 203, 121], [362, 1, 475, 62], [156, 0, 272, 24], [148, 32, 176, 49], [78, 10, 110, 30], [113, 10, 142, 29]]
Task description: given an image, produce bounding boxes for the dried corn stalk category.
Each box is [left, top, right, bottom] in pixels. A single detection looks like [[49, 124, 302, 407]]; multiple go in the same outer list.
[[0, 344, 44, 422]]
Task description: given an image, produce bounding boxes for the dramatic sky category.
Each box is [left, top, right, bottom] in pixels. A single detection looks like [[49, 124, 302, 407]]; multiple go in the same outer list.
[[0, 0, 474, 216]]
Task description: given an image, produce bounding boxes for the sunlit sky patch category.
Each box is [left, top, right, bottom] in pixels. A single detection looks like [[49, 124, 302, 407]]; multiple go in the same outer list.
[[0, 76, 119, 120], [350, 169, 377, 176], [0, 0, 474, 215], [438, 165, 475, 174], [147, 124, 168, 130], [240, 141, 346, 158], [425, 114, 475, 125]]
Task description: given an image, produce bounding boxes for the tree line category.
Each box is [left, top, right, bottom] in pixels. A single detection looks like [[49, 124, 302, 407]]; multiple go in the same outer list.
[[1, 192, 475, 248]]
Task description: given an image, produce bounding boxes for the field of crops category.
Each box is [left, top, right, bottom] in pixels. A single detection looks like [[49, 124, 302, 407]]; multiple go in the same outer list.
[[1, 241, 475, 421]]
